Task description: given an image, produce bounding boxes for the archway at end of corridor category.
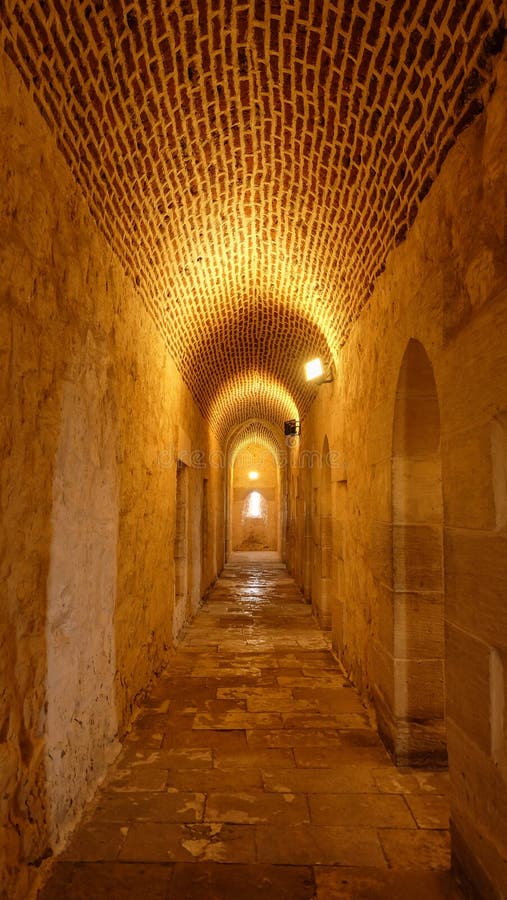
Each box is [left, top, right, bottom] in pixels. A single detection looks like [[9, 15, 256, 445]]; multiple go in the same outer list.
[[229, 441, 282, 554], [225, 422, 288, 562]]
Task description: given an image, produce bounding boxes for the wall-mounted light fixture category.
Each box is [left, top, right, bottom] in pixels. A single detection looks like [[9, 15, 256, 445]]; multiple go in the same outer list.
[[304, 357, 333, 384], [284, 419, 301, 436], [248, 470, 259, 480]]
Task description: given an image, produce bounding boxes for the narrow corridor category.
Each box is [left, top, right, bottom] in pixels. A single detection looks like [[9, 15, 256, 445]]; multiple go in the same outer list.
[[40, 555, 456, 899]]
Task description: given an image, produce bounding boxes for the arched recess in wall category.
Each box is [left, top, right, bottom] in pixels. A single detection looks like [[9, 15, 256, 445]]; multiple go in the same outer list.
[[173, 460, 189, 640], [287, 471, 298, 564], [389, 339, 446, 766], [289, 465, 306, 591], [301, 457, 313, 602], [311, 435, 333, 629]]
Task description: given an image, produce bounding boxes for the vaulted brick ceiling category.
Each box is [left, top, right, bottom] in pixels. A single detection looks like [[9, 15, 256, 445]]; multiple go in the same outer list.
[[228, 419, 287, 465], [2, 1, 503, 439]]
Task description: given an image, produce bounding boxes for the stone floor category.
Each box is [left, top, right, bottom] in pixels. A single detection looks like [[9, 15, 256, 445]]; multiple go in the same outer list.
[[39, 553, 462, 899]]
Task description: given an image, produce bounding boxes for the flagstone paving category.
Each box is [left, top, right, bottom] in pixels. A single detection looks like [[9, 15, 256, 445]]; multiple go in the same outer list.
[[39, 552, 463, 899]]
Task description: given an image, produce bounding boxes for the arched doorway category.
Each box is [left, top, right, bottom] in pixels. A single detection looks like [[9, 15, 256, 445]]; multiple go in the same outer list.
[[311, 436, 333, 628], [229, 441, 280, 553], [173, 460, 189, 640]]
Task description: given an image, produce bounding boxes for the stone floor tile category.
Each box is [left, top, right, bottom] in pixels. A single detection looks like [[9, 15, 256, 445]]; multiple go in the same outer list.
[[88, 791, 205, 824], [169, 863, 316, 899], [277, 675, 351, 687], [373, 769, 450, 794], [336, 729, 385, 747], [218, 641, 276, 653], [200, 673, 279, 687], [247, 696, 319, 713], [315, 867, 463, 899], [378, 828, 451, 869], [151, 676, 209, 696], [247, 728, 345, 748], [105, 767, 169, 792], [205, 791, 310, 825], [256, 824, 386, 866], [281, 713, 369, 729], [276, 651, 336, 666], [309, 793, 416, 828], [294, 745, 390, 768], [262, 767, 378, 794], [118, 733, 164, 764], [38, 862, 174, 900], [162, 729, 249, 750], [119, 823, 257, 863], [162, 691, 220, 712], [214, 748, 295, 769], [167, 768, 264, 793], [216, 686, 294, 701], [404, 793, 450, 829], [60, 823, 127, 861], [300, 666, 346, 677], [292, 686, 367, 714], [145, 747, 213, 769], [202, 698, 249, 714], [141, 698, 171, 713], [193, 710, 283, 729], [134, 712, 193, 731]]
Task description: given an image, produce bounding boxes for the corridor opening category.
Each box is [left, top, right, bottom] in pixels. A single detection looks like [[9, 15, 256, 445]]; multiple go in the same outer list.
[[228, 439, 283, 555]]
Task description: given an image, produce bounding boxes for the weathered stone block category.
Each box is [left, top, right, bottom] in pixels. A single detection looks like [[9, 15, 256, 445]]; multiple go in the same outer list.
[[368, 522, 393, 586], [445, 529, 507, 651], [393, 592, 444, 660], [446, 623, 491, 755], [393, 524, 443, 592], [394, 657, 445, 719], [392, 456, 443, 525], [442, 424, 498, 530]]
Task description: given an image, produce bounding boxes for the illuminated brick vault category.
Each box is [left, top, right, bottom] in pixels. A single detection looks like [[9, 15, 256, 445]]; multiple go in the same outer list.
[[228, 420, 287, 466], [1, 0, 503, 438]]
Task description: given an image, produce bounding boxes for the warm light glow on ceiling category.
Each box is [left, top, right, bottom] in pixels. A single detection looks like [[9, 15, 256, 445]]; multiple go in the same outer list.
[[305, 358, 324, 381], [248, 471, 259, 480], [209, 372, 300, 440], [6, 0, 500, 429], [228, 425, 286, 470]]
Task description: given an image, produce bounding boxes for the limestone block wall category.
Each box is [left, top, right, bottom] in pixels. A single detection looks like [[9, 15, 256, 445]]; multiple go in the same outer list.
[[289, 54, 507, 899], [0, 56, 223, 899]]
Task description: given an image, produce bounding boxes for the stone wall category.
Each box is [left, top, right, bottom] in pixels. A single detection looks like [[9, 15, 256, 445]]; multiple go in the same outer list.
[[0, 55, 223, 900], [288, 54, 507, 899]]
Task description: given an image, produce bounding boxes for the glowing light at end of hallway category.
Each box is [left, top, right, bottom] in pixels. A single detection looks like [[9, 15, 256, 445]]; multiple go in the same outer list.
[[305, 358, 324, 381], [248, 471, 259, 480], [246, 491, 263, 519]]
